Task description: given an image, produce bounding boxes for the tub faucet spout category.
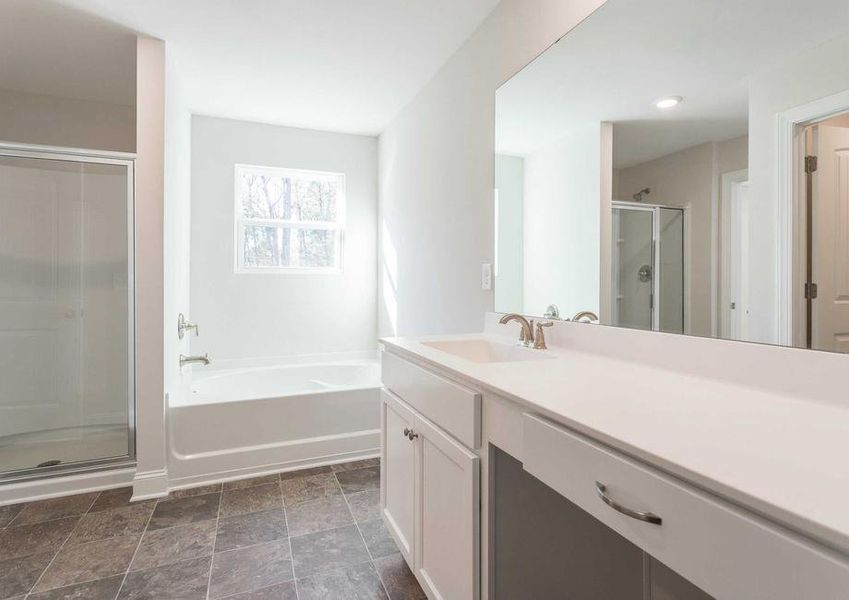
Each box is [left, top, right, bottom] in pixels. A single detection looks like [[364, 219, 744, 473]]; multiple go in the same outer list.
[[180, 353, 210, 368]]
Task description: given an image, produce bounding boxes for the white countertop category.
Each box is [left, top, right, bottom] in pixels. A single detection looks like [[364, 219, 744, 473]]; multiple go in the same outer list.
[[380, 331, 849, 556]]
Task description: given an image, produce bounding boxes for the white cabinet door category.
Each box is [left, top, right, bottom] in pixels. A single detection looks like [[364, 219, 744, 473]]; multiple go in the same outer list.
[[415, 413, 480, 600], [381, 389, 417, 566]]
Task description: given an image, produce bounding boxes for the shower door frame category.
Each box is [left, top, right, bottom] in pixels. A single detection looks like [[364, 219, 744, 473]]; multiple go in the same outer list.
[[612, 201, 687, 333], [0, 141, 137, 483]]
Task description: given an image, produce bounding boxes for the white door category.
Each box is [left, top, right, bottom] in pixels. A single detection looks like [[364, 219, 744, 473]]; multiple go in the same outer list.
[[720, 170, 750, 340], [381, 389, 417, 566], [813, 125, 849, 352], [415, 413, 480, 600], [0, 157, 83, 444]]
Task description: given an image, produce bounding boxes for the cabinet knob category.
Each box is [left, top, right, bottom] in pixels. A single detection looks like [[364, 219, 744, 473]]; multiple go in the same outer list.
[[403, 427, 418, 441]]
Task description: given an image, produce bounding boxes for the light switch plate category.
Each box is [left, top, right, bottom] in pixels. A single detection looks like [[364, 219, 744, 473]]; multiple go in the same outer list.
[[481, 263, 492, 290]]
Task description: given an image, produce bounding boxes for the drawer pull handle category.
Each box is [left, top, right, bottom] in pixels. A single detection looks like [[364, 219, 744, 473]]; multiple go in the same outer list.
[[595, 482, 662, 525]]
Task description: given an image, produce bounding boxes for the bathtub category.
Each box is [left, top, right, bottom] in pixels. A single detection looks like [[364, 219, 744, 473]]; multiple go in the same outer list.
[[167, 357, 381, 486]]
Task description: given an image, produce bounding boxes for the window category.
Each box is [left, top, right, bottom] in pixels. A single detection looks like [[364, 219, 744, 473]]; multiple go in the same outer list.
[[235, 165, 345, 273]]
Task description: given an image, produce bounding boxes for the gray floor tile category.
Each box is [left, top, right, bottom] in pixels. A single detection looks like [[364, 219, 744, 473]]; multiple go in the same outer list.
[[209, 539, 293, 599], [335, 467, 380, 494], [89, 488, 154, 514], [222, 475, 279, 491], [297, 561, 389, 600], [10, 493, 98, 527], [28, 574, 125, 600], [291, 525, 369, 578], [373, 554, 426, 600], [0, 551, 53, 599], [169, 483, 222, 500], [0, 504, 25, 529], [220, 484, 281, 518], [130, 520, 216, 571], [147, 492, 220, 531], [358, 519, 399, 560], [219, 581, 297, 599], [67, 503, 153, 545], [34, 533, 138, 592], [215, 509, 287, 552], [0, 516, 79, 561], [279, 466, 332, 482], [117, 556, 211, 600], [285, 495, 353, 537], [346, 490, 380, 523], [331, 458, 380, 472], [279, 473, 341, 506]]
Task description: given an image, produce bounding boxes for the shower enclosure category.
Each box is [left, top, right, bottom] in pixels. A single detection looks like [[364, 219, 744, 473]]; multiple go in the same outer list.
[[612, 202, 685, 334], [0, 144, 134, 481]]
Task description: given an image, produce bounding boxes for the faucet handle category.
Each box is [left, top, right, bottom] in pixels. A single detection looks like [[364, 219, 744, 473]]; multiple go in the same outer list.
[[533, 321, 554, 350]]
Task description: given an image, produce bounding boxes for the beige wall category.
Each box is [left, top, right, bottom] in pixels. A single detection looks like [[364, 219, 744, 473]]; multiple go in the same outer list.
[[616, 136, 748, 337], [133, 36, 166, 498]]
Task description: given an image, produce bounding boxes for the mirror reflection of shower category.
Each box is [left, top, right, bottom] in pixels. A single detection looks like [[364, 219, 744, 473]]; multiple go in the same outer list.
[[632, 187, 651, 202], [612, 201, 684, 334]]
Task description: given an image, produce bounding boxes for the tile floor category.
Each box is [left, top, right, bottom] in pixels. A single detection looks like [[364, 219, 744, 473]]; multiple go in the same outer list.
[[0, 459, 426, 599]]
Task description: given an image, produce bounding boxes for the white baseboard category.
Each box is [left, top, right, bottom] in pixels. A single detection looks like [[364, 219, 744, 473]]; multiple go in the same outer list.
[[131, 468, 169, 501], [0, 466, 135, 506]]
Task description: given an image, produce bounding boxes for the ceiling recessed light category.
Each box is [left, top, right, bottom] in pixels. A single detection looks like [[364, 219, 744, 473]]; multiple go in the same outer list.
[[656, 96, 683, 109]]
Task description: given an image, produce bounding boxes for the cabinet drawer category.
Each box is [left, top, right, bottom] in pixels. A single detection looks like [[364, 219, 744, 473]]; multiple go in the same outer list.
[[382, 351, 481, 449], [522, 413, 849, 600]]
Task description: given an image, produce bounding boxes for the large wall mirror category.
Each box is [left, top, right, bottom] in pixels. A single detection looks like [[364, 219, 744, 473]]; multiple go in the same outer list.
[[494, 0, 849, 353]]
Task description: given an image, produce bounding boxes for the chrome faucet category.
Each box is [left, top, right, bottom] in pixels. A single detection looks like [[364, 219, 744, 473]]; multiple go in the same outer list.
[[571, 310, 599, 323], [498, 313, 535, 347], [180, 353, 210, 368]]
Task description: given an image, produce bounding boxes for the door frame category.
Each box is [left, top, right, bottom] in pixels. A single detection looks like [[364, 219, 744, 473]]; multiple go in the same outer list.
[[777, 89, 849, 347], [0, 141, 137, 482]]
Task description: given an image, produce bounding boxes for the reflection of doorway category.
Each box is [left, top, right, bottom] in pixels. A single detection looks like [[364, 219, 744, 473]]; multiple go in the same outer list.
[[720, 169, 750, 340], [611, 202, 685, 333], [806, 117, 849, 352]]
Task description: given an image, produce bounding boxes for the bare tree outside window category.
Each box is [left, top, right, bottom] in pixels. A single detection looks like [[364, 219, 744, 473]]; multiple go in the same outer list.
[[236, 166, 344, 272]]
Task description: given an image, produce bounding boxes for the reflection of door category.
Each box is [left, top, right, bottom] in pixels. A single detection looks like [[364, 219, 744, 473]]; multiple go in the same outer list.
[[612, 203, 685, 333], [812, 125, 849, 352], [0, 158, 82, 438], [613, 207, 654, 330], [720, 170, 750, 340]]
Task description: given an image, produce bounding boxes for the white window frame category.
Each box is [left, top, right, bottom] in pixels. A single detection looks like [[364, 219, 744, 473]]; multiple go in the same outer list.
[[234, 164, 346, 274]]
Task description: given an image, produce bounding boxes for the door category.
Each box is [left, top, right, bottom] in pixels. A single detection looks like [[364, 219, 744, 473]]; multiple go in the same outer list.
[[613, 207, 655, 330], [0, 156, 83, 446], [720, 170, 750, 340], [812, 124, 849, 352], [415, 413, 480, 600], [381, 389, 417, 565]]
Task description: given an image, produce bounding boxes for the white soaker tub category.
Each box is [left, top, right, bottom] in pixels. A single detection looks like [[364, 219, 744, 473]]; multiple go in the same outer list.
[[167, 357, 381, 486]]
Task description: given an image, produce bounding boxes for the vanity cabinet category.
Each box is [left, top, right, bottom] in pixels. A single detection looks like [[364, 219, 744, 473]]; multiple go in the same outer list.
[[380, 384, 480, 600]]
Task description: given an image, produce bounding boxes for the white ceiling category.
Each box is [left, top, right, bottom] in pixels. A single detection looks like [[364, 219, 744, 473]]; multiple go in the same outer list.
[[495, 0, 849, 168], [51, 0, 500, 135]]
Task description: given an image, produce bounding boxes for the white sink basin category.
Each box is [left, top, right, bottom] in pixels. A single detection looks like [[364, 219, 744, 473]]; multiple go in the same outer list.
[[421, 338, 554, 364]]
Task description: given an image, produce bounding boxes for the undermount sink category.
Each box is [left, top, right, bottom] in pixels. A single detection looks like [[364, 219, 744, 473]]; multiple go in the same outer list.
[[421, 338, 554, 364]]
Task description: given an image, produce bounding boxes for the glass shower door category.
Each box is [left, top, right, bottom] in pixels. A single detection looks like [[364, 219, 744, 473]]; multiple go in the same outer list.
[[612, 207, 654, 330], [0, 149, 134, 478]]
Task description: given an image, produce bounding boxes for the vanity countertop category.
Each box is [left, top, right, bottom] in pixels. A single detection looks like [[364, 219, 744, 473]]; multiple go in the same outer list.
[[380, 331, 849, 556]]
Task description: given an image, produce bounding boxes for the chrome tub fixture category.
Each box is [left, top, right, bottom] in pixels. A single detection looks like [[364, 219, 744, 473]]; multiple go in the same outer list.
[[180, 353, 211, 368], [177, 313, 199, 339]]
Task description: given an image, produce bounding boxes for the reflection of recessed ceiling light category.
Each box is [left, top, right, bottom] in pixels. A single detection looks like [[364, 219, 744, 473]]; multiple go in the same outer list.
[[656, 96, 682, 109]]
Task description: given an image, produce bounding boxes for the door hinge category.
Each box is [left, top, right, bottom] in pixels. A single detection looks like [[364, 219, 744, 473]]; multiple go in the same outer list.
[[805, 155, 818, 174], [805, 282, 818, 300]]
